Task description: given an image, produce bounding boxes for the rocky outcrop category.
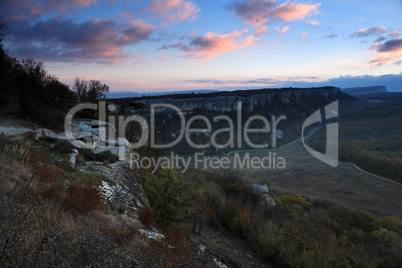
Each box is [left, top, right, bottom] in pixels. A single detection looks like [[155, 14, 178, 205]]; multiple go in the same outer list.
[[0, 120, 132, 161], [79, 161, 149, 215], [248, 184, 276, 207]]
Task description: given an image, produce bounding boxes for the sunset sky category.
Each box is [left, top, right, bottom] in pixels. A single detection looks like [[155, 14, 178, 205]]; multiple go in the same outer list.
[[1, 0, 402, 92]]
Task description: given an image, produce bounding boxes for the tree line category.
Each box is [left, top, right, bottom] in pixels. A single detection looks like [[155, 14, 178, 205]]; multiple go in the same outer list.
[[0, 16, 109, 129]]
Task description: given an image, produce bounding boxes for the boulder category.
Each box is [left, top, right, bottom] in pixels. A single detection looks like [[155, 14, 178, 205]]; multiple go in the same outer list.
[[71, 140, 88, 148]]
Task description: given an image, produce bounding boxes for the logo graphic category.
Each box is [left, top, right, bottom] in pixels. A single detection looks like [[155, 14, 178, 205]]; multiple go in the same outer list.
[[301, 101, 339, 167]]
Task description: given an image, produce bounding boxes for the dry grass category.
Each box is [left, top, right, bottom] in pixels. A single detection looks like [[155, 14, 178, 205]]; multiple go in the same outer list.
[[32, 163, 59, 183], [0, 135, 164, 266], [0, 135, 220, 267], [23, 149, 47, 164], [63, 184, 103, 214]]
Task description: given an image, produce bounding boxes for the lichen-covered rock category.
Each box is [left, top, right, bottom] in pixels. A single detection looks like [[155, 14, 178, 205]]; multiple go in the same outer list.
[[79, 161, 150, 219]]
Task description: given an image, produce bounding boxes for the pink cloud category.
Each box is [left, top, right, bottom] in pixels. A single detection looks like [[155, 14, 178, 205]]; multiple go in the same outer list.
[[300, 32, 308, 38], [306, 20, 320, 26], [351, 26, 387, 37], [389, 30, 400, 37], [156, 55, 171, 61], [274, 25, 290, 34], [351, 38, 402, 68], [164, 29, 259, 60], [227, 0, 321, 26], [273, 1, 321, 22], [147, 0, 200, 24], [184, 30, 259, 59], [253, 26, 268, 35]]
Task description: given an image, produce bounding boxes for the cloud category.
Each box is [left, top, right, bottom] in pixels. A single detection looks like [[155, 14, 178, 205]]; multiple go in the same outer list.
[[374, 36, 386, 43], [377, 38, 402, 52], [273, 1, 321, 22], [156, 55, 171, 61], [158, 42, 184, 50], [147, 0, 200, 24], [226, 0, 276, 27], [323, 34, 338, 39], [184, 79, 224, 84], [44, 0, 98, 14], [351, 26, 387, 38], [300, 32, 308, 38], [0, 0, 98, 21], [274, 25, 290, 34], [161, 29, 259, 59], [226, 0, 320, 26], [306, 20, 320, 26], [351, 38, 402, 68], [7, 18, 155, 64], [253, 26, 268, 35], [389, 30, 400, 37]]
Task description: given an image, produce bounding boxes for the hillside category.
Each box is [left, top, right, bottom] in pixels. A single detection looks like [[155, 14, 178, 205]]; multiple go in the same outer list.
[[342, 85, 388, 96]]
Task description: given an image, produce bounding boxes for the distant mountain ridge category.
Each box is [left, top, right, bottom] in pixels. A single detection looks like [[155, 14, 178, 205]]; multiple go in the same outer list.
[[341, 85, 388, 96], [106, 90, 220, 99]]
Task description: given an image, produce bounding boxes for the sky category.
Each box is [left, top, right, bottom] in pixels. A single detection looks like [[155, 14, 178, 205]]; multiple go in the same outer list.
[[1, 0, 402, 92]]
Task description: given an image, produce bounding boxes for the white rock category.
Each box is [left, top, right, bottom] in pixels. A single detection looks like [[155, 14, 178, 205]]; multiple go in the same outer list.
[[71, 140, 88, 148], [91, 120, 108, 127], [75, 131, 93, 140], [65, 152, 77, 167]]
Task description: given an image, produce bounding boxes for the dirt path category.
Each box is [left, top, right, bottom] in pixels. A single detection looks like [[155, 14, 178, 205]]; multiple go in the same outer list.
[[0, 114, 35, 129]]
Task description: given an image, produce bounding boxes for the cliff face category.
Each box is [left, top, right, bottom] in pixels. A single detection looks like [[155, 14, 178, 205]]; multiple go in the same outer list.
[[129, 87, 341, 113], [341, 86, 387, 96]]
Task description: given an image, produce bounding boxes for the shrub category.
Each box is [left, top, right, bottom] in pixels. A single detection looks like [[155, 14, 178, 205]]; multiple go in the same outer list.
[[32, 164, 60, 183], [377, 255, 402, 268], [255, 221, 281, 260], [39, 182, 64, 200], [139, 206, 154, 227], [63, 184, 103, 214], [330, 206, 381, 232], [281, 194, 312, 208], [223, 202, 251, 237], [373, 228, 402, 248], [78, 149, 118, 164], [143, 168, 199, 222], [330, 256, 358, 268], [380, 216, 402, 234], [94, 150, 118, 164], [25, 131, 37, 141], [78, 148, 96, 161], [53, 140, 74, 154], [312, 198, 333, 209]]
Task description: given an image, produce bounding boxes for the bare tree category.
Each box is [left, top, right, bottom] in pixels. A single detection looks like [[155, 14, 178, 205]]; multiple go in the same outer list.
[[72, 77, 88, 102], [87, 79, 109, 101], [72, 78, 109, 102]]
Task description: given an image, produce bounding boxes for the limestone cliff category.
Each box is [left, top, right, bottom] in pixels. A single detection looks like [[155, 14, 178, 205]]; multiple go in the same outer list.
[[128, 87, 341, 113]]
